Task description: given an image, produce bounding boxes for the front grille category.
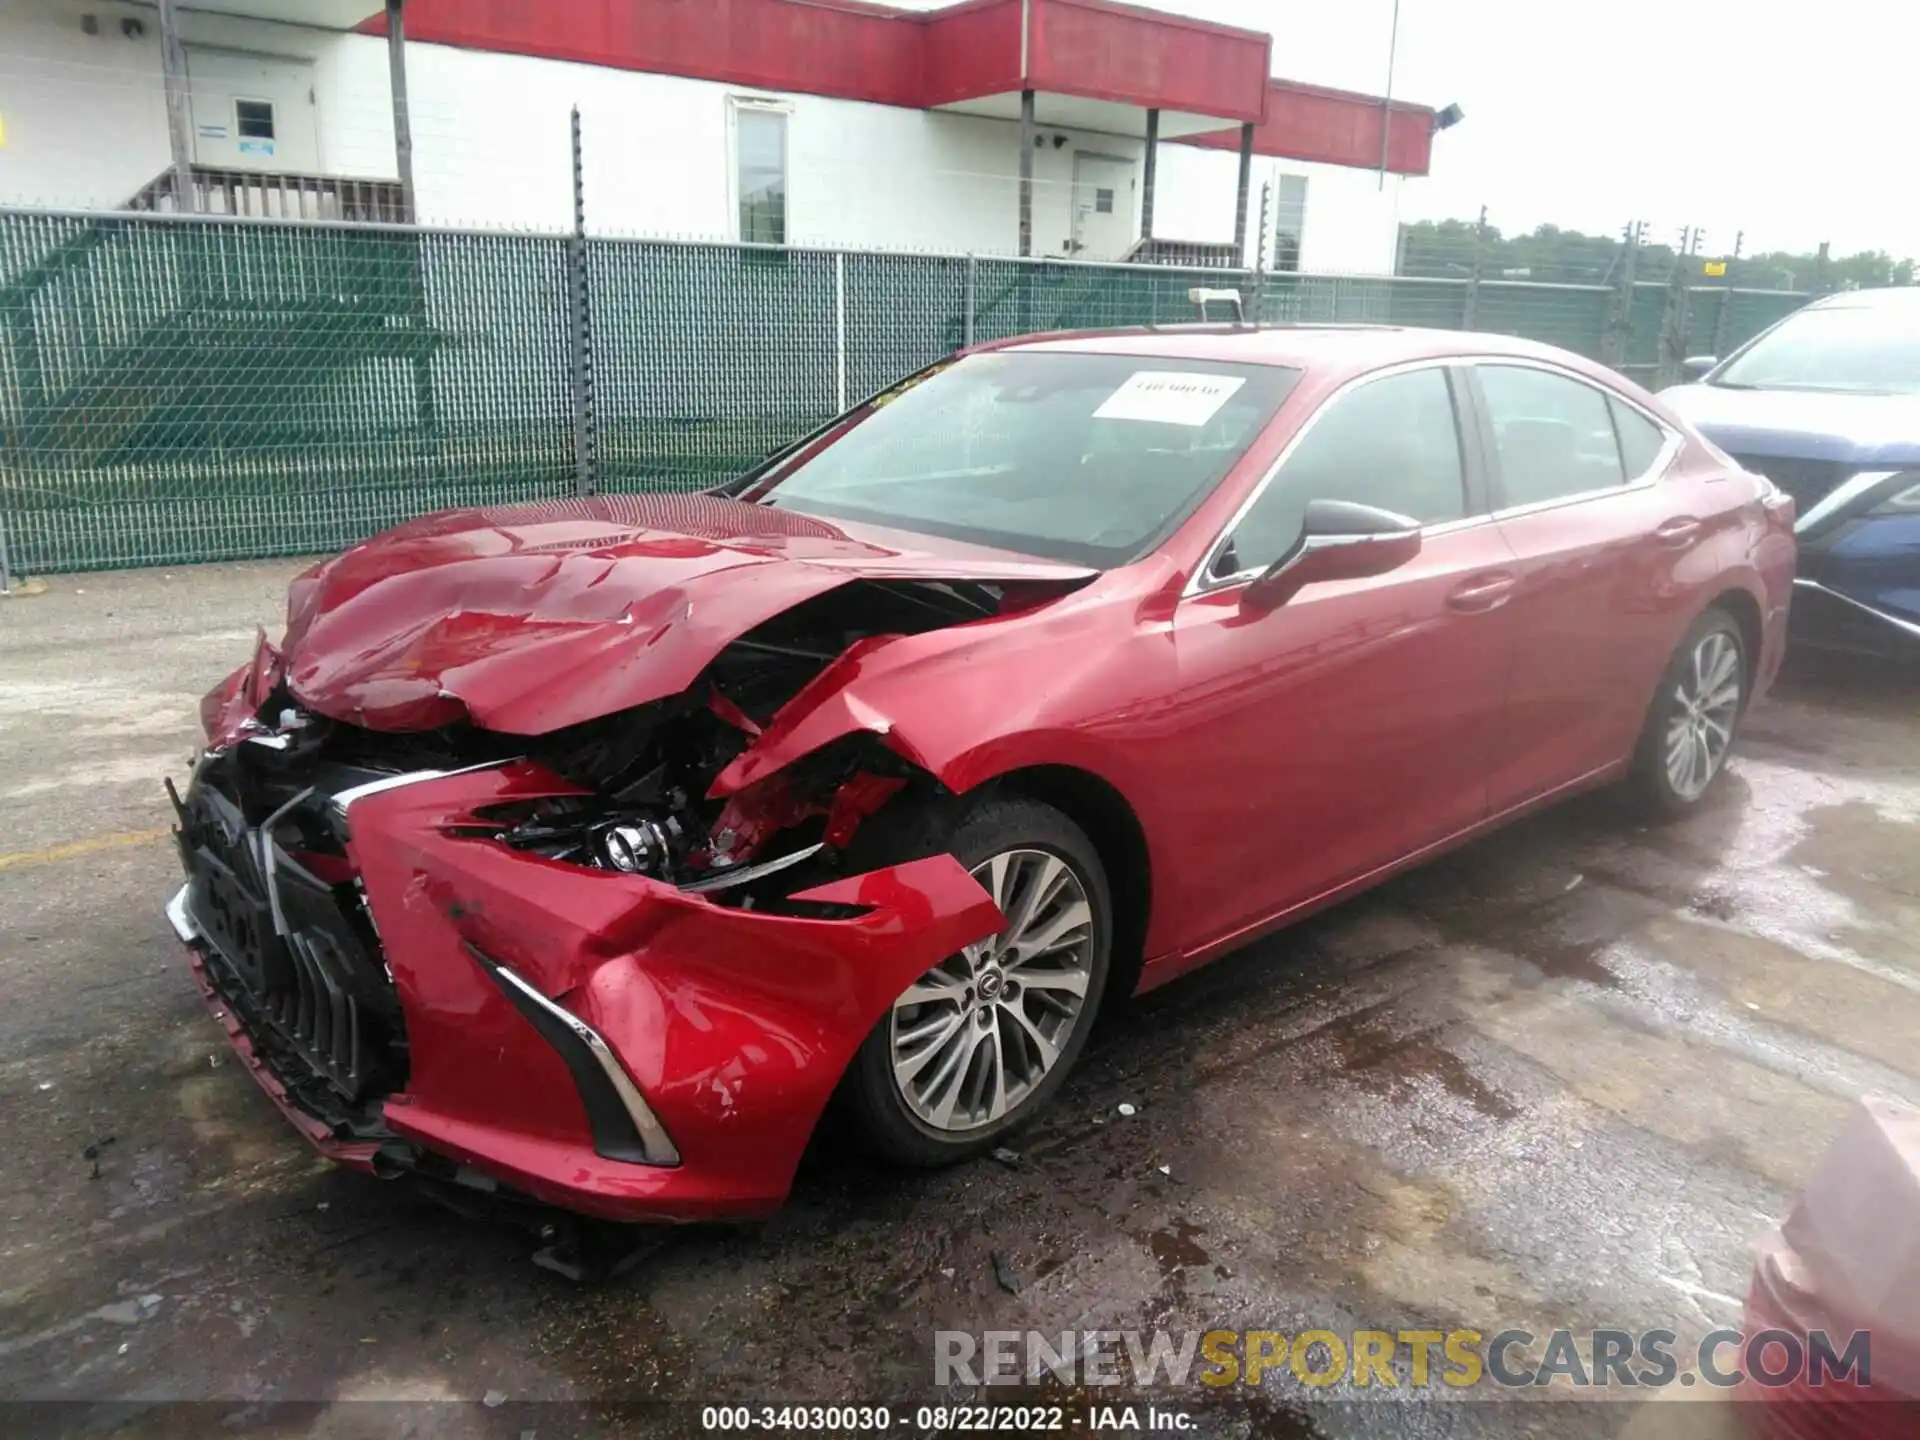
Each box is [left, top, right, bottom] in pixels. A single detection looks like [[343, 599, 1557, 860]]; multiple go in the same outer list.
[[261, 852, 383, 1098], [1729, 454, 1853, 511], [175, 755, 406, 1120]]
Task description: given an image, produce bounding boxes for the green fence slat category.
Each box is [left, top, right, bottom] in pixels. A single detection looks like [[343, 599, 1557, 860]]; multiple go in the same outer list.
[[0, 209, 1816, 575]]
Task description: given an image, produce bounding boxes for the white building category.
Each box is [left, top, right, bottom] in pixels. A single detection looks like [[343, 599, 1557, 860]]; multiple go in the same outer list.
[[0, 0, 1445, 271]]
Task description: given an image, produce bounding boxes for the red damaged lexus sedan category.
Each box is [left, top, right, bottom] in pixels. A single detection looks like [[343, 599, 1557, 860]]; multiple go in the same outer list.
[[167, 325, 1796, 1224]]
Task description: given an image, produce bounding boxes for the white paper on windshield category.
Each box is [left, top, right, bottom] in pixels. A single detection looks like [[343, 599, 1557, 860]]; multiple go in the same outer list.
[[1093, 371, 1245, 427]]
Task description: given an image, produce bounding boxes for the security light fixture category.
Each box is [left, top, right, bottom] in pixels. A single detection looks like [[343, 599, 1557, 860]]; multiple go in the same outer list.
[[1433, 103, 1465, 131]]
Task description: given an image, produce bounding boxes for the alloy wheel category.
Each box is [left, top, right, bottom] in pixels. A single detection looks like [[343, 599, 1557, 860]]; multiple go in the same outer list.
[[887, 848, 1095, 1134], [1665, 629, 1742, 801]]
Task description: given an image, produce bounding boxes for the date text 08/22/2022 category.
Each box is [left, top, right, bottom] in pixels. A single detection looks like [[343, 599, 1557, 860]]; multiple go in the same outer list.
[[699, 1406, 1196, 1432]]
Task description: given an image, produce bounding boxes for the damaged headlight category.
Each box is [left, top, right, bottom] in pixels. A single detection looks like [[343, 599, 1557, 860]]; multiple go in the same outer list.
[[480, 797, 689, 879], [598, 818, 681, 874]]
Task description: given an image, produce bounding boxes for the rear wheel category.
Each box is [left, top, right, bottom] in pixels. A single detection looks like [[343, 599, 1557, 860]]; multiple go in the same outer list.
[[1632, 608, 1747, 816], [841, 796, 1111, 1167]]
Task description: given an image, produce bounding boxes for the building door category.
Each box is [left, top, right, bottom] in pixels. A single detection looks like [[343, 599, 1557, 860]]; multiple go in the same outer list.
[[186, 49, 320, 172], [1070, 152, 1135, 261]]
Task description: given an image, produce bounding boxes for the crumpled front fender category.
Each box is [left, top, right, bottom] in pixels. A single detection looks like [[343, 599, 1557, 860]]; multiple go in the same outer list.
[[200, 630, 284, 749], [705, 591, 1161, 805], [344, 763, 1003, 1220]]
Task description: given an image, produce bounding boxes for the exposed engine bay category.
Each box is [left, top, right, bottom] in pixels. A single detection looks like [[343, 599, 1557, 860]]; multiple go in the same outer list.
[[220, 576, 1058, 909]]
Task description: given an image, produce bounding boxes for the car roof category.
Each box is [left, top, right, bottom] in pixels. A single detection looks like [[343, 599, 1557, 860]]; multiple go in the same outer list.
[[1807, 286, 1920, 310], [985, 323, 1608, 376]]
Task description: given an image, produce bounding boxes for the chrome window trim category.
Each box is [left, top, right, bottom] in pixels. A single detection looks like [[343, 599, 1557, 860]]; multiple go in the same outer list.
[[1184, 357, 1476, 598], [1457, 355, 1685, 516], [1487, 470, 1665, 522]]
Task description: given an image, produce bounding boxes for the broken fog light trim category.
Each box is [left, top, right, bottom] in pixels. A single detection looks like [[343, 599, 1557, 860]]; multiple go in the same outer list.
[[464, 943, 682, 1167], [680, 841, 826, 895], [166, 884, 200, 944]]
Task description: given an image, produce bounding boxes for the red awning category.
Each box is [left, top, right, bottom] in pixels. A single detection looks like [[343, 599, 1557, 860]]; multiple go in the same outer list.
[[1184, 79, 1435, 178], [365, 0, 1434, 175]]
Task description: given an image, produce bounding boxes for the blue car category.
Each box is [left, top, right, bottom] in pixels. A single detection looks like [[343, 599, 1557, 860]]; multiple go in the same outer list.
[[1662, 287, 1920, 660]]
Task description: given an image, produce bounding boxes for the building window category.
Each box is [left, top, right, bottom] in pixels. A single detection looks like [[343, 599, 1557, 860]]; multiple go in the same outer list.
[[1273, 174, 1307, 271], [734, 103, 788, 245], [1094, 188, 1114, 215], [234, 99, 276, 140]]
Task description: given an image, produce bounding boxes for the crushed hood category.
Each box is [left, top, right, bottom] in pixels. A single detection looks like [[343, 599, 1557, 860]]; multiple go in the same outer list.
[[280, 493, 1095, 734]]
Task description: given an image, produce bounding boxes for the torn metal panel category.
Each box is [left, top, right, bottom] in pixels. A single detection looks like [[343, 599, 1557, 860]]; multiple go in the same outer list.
[[275, 493, 1094, 735], [344, 764, 1003, 1219]]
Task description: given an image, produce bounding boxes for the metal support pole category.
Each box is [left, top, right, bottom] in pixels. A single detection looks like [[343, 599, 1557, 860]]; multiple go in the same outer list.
[[963, 254, 977, 348], [567, 107, 597, 496], [1140, 108, 1159, 242], [1601, 220, 1643, 370], [1018, 88, 1036, 258], [1461, 203, 1487, 330], [1232, 122, 1254, 259], [1710, 230, 1744, 359], [1656, 225, 1697, 390], [834, 252, 848, 412], [0, 508, 15, 595], [385, 0, 418, 222], [571, 109, 587, 237], [1377, 0, 1402, 190], [1249, 180, 1271, 324], [156, 0, 195, 211]]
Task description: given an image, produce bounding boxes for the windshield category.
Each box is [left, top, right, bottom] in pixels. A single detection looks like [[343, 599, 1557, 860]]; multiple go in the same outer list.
[[1714, 302, 1920, 395], [742, 351, 1300, 567]]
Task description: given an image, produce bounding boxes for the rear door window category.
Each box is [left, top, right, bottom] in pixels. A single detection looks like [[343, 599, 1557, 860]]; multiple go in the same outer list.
[[1478, 365, 1627, 507], [1610, 397, 1669, 480]]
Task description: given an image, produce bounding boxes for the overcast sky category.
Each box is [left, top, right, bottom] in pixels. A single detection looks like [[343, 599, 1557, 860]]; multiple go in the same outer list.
[[899, 0, 1920, 259]]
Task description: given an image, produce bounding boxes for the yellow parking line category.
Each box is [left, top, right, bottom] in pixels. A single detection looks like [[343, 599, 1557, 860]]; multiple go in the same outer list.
[[0, 827, 172, 872]]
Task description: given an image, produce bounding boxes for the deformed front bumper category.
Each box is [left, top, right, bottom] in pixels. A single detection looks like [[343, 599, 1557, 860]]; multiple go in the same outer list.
[[174, 760, 1002, 1222]]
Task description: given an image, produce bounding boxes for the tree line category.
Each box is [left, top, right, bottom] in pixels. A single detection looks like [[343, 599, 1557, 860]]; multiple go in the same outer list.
[[1395, 218, 1915, 292]]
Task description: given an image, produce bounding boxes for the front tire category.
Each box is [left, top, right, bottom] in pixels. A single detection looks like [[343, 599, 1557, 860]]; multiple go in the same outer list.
[[840, 796, 1111, 1167], [1631, 607, 1748, 817]]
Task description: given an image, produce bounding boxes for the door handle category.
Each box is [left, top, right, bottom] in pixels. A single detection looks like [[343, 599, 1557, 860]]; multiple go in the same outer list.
[[1655, 517, 1703, 548], [1446, 572, 1518, 613]]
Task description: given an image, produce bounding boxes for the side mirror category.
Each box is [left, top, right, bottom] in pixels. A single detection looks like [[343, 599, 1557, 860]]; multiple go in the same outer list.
[[1682, 355, 1719, 381], [1243, 499, 1422, 612]]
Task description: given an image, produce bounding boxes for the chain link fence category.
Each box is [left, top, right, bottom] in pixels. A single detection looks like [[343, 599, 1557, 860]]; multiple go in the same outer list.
[[0, 206, 1810, 576]]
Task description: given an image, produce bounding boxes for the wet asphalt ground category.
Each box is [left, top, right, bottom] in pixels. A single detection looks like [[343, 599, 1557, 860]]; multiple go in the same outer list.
[[2, 560, 1917, 1440]]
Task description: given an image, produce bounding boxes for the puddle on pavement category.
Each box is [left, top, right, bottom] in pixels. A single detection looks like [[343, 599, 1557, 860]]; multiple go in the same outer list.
[[1317, 1008, 1520, 1121], [1140, 1218, 1211, 1282], [1789, 799, 1920, 908], [1518, 936, 1624, 990]]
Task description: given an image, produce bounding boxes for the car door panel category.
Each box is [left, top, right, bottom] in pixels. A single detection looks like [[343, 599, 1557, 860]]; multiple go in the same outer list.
[[1471, 364, 1729, 810], [1486, 488, 1705, 806], [1166, 522, 1519, 948], [1146, 363, 1514, 951]]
